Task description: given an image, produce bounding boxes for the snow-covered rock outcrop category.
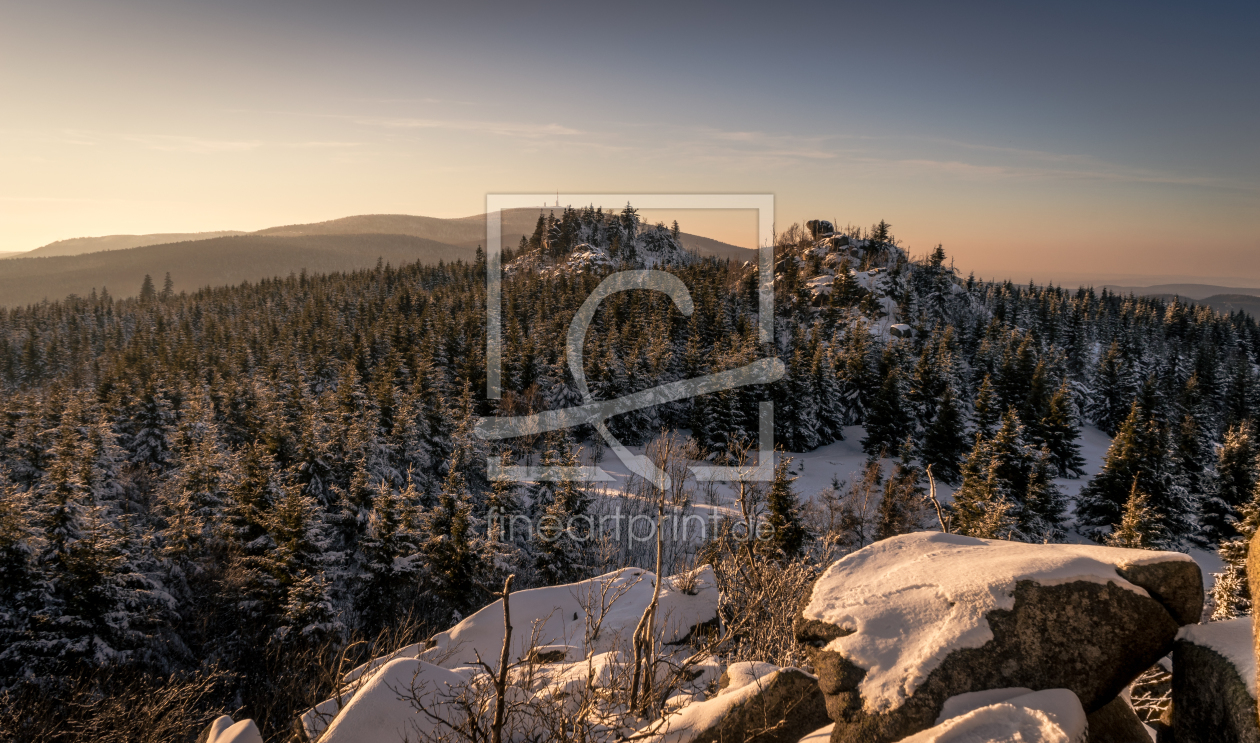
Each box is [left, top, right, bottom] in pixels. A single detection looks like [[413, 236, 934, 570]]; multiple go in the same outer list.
[[506, 209, 694, 277], [299, 566, 723, 743], [795, 532, 1201, 743], [1172, 617, 1260, 743]]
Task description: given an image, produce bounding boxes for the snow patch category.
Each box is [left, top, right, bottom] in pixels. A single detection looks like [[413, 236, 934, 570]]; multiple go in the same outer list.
[[901, 689, 1086, 743], [203, 716, 263, 743]]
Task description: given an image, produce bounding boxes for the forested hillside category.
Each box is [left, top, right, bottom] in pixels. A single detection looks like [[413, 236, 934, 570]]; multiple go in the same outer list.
[[1, 206, 1258, 740]]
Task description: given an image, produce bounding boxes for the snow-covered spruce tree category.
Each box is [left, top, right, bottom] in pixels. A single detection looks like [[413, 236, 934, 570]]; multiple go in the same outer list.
[[161, 391, 235, 580], [1174, 372, 1218, 502], [829, 258, 864, 313], [126, 384, 175, 472], [1024, 447, 1068, 542], [919, 386, 968, 486], [423, 468, 482, 619], [1223, 358, 1259, 429], [532, 445, 591, 585], [765, 454, 808, 559], [835, 317, 877, 425], [861, 345, 911, 456], [19, 400, 166, 674], [1090, 341, 1137, 436], [354, 477, 424, 631], [1076, 393, 1194, 545], [973, 374, 1002, 439], [1105, 480, 1168, 550], [951, 409, 1064, 542], [812, 339, 846, 445], [0, 479, 41, 681], [1039, 378, 1086, 478], [260, 483, 342, 647], [1201, 422, 1258, 546], [484, 451, 532, 585]]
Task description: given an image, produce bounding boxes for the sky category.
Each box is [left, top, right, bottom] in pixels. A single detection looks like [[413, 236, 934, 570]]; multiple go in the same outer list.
[[2, 0, 1258, 286]]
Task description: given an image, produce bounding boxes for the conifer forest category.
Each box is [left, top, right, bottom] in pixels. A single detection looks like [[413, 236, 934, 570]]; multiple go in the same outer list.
[[1, 207, 1258, 740]]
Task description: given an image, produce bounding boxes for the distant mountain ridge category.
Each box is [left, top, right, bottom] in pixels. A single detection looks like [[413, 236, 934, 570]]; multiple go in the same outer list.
[[1102, 283, 1260, 319], [0, 211, 752, 307], [1102, 283, 1260, 300], [19, 231, 247, 258], [16, 210, 753, 260]]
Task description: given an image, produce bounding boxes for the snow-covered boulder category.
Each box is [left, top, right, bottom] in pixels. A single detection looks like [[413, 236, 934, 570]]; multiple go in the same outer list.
[[897, 689, 1086, 743], [1171, 618, 1260, 743], [642, 661, 829, 743], [795, 532, 1200, 743]]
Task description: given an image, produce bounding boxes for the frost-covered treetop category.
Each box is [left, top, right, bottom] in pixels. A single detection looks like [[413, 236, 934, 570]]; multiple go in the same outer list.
[[802, 532, 1195, 714]]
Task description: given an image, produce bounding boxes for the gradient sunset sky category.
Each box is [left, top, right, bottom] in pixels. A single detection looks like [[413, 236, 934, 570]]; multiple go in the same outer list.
[[3, 0, 1257, 285]]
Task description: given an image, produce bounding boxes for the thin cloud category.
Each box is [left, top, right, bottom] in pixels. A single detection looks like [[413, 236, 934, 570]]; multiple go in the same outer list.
[[353, 116, 583, 138], [656, 125, 1258, 192]]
